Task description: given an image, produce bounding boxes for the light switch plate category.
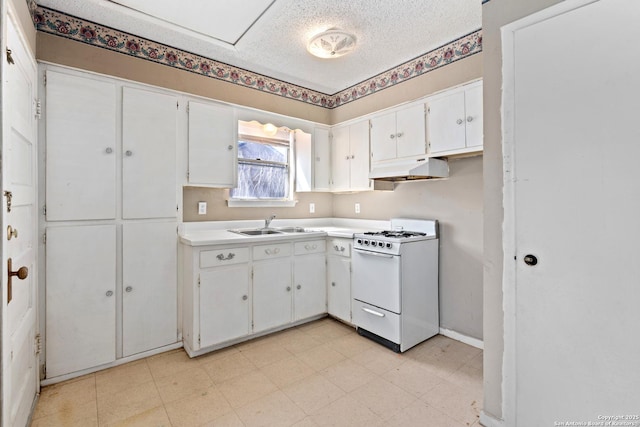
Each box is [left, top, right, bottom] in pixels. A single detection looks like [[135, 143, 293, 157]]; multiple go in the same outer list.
[[198, 201, 207, 215], [355, 203, 361, 214], [309, 203, 315, 213]]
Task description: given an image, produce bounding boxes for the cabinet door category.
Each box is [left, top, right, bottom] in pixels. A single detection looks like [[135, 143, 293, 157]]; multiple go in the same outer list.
[[122, 87, 177, 219], [349, 120, 372, 191], [313, 128, 331, 191], [200, 265, 250, 348], [427, 91, 467, 154], [370, 112, 397, 162], [330, 125, 351, 191], [45, 71, 116, 221], [396, 104, 427, 158], [293, 253, 327, 321], [294, 129, 312, 192], [188, 101, 237, 187], [327, 256, 351, 323], [253, 259, 292, 333], [46, 225, 116, 377], [464, 83, 483, 149], [122, 222, 177, 357]]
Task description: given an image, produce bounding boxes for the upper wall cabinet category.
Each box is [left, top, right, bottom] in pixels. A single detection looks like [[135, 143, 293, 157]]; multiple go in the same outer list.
[[122, 87, 178, 219], [370, 103, 427, 163], [295, 127, 331, 192], [46, 70, 117, 221], [427, 80, 483, 157], [330, 120, 371, 192], [45, 71, 178, 220], [187, 101, 237, 188]]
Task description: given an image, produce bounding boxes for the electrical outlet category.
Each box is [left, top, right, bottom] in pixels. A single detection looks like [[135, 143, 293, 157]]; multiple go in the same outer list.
[[309, 203, 315, 213], [198, 201, 207, 215], [355, 203, 361, 214]]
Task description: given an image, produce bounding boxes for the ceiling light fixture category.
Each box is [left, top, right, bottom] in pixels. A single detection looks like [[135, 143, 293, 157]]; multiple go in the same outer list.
[[307, 29, 357, 59]]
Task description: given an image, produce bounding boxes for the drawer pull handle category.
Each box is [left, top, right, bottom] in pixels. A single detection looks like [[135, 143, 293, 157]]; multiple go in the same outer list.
[[362, 307, 385, 317], [265, 248, 281, 255], [216, 253, 235, 261], [304, 244, 317, 250]]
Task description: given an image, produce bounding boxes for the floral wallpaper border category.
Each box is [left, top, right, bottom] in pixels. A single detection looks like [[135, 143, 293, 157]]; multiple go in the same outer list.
[[33, 5, 482, 109]]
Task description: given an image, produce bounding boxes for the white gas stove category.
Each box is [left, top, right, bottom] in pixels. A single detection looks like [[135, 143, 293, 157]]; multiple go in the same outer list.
[[352, 218, 440, 352]]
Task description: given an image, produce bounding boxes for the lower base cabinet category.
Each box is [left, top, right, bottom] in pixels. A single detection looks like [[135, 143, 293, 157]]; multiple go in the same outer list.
[[46, 222, 177, 378], [327, 238, 353, 323], [183, 237, 328, 355]]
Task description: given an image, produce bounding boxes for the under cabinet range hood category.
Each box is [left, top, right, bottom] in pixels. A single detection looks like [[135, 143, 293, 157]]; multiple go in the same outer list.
[[369, 157, 449, 181]]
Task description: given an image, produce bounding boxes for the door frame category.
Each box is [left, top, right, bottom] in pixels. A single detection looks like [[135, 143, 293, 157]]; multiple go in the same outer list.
[[500, 0, 599, 425]]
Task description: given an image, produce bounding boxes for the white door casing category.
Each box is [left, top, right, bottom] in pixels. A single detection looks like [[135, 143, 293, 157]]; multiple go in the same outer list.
[[2, 11, 39, 427], [502, 0, 640, 424]]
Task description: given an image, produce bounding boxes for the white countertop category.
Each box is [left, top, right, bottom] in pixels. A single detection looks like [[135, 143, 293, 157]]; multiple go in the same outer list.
[[179, 218, 389, 247]]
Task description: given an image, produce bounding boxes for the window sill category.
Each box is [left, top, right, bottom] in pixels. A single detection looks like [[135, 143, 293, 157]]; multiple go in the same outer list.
[[227, 199, 297, 208]]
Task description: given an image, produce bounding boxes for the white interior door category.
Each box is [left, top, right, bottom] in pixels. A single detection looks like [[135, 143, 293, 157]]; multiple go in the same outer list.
[[45, 70, 117, 221], [505, 0, 640, 424], [122, 87, 177, 219], [122, 221, 177, 356], [2, 14, 39, 427]]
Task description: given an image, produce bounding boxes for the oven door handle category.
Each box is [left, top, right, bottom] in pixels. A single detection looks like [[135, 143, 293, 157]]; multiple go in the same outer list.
[[353, 248, 395, 258], [361, 307, 385, 317]]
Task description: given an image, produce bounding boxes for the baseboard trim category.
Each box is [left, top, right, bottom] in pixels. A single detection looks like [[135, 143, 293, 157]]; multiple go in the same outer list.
[[439, 327, 484, 349], [479, 411, 504, 427]]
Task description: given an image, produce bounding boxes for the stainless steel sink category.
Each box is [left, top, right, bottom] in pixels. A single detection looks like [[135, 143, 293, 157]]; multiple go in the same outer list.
[[276, 226, 308, 233], [229, 228, 283, 236]]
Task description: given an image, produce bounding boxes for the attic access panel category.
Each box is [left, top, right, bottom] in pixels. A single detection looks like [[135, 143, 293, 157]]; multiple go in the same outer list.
[[108, 0, 275, 45]]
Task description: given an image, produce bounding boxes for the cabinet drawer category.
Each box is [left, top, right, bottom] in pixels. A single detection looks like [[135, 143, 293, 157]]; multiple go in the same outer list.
[[200, 247, 249, 268], [253, 242, 291, 260], [352, 300, 400, 343], [328, 239, 351, 257], [294, 239, 326, 255]]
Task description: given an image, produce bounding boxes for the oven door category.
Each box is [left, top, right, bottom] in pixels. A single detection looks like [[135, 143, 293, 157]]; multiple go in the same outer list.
[[352, 248, 401, 314]]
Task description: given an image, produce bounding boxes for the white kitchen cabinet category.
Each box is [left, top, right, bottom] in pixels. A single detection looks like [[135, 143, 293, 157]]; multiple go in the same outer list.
[[327, 238, 352, 323], [199, 264, 250, 348], [427, 80, 483, 157], [252, 257, 293, 333], [122, 221, 177, 357], [330, 120, 371, 192], [295, 127, 331, 192], [187, 101, 237, 187], [370, 103, 426, 163], [293, 240, 327, 321], [45, 225, 117, 378], [122, 87, 177, 219], [45, 70, 117, 221]]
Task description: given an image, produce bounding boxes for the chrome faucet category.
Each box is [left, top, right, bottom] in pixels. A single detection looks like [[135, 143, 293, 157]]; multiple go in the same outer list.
[[264, 214, 276, 229]]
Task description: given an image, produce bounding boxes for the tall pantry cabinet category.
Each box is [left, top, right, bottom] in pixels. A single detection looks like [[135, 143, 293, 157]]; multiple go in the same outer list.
[[43, 69, 178, 379]]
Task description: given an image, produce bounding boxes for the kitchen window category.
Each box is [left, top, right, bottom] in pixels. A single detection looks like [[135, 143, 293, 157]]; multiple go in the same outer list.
[[228, 121, 295, 207]]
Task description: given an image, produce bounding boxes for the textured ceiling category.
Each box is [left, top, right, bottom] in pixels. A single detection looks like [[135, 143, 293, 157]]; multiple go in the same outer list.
[[36, 0, 481, 94]]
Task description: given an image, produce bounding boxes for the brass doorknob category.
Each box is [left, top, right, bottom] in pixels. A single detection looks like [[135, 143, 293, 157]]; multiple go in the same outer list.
[[7, 258, 28, 303]]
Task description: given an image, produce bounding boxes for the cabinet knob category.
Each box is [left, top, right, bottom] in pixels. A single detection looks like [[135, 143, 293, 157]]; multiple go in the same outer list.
[[456, 119, 463, 125], [125, 286, 133, 292], [331, 282, 336, 287], [396, 132, 404, 138], [345, 155, 350, 160], [106, 290, 114, 297], [7, 225, 18, 240], [286, 286, 291, 292], [350, 155, 355, 159], [390, 134, 395, 139], [242, 295, 248, 301], [227, 145, 233, 150], [467, 116, 474, 122], [105, 147, 113, 154], [125, 150, 133, 156], [297, 284, 301, 290]]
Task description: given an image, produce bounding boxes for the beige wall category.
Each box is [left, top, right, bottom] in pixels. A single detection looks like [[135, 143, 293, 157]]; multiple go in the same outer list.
[[481, 0, 564, 421], [331, 54, 482, 124], [36, 33, 331, 125], [334, 156, 483, 339]]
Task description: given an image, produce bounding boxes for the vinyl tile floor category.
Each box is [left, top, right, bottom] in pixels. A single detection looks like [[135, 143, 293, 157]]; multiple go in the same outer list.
[[30, 318, 483, 427]]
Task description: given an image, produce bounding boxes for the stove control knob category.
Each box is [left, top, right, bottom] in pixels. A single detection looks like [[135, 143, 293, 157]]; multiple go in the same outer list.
[[378, 241, 384, 247], [386, 243, 392, 249], [364, 240, 370, 245], [356, 239, 362, 244]]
